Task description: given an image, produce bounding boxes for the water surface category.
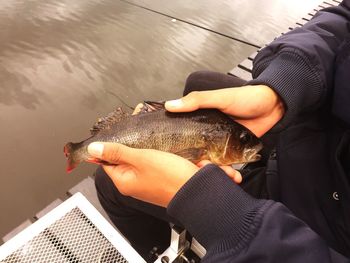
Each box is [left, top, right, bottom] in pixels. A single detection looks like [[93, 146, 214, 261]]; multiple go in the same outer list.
[[0, 0, 259, 239], [127, 0, 324, 46], [0, 0, 326, 240]]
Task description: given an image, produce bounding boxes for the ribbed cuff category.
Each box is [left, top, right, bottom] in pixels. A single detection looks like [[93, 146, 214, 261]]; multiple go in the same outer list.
[[248, 50, 322, 127], [167, 164, 266, 252]]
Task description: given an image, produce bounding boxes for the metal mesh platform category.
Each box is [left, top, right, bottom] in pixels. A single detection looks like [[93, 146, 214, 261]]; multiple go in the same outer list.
[[1, 208, 126, 263], [0, 193, 145, 263]]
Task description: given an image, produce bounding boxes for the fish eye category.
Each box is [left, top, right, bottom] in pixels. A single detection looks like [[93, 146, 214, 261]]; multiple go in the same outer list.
[[239, 131, 249, 143]]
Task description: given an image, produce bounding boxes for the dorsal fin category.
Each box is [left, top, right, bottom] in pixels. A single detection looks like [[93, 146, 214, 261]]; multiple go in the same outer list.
[[90, 107, 129, 135], [138, 101, 166, 114]]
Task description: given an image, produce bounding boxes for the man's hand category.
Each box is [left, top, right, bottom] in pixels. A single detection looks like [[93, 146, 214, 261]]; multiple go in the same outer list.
[[88, 142, 241, 207], [165, 85, 285, 137]]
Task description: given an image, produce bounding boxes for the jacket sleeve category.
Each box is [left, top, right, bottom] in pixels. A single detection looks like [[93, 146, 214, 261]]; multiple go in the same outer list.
[[167, 165, 350, 262], [248, 1, 350, 127]]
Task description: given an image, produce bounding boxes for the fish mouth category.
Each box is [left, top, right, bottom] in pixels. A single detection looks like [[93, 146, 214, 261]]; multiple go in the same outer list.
[[243, 146, 262, 163], [63, 144, 70, 158]]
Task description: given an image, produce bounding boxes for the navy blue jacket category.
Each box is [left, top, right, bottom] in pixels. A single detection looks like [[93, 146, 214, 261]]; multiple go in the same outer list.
[[167, 1, 350, 262]]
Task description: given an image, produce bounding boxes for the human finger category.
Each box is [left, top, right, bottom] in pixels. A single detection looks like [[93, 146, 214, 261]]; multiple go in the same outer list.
[[165, 90, 231, 113], [196, 160, 212, 168], [132, 103, 144, 115], [220, 166, 242, 184], [102, 164, 138, 195], [87, 142, 138, 165], [196, 160, 242, 184]]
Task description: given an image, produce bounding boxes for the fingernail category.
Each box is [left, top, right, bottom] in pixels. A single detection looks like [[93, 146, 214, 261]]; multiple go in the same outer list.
[[165, 99, 183, 108], [88, 142, 104, 158]]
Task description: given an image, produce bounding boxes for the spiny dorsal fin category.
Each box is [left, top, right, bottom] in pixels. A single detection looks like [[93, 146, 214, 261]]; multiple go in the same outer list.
[[90, 107, 129, 135], [138, 101, 166, 114]]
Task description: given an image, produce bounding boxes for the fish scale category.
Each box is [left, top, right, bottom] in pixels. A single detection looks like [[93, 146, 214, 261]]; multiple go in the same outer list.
[[64, 103, 262, 173]]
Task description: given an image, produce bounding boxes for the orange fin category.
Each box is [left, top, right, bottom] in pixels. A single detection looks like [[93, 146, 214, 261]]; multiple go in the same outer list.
[[64, 142, 82, 173]]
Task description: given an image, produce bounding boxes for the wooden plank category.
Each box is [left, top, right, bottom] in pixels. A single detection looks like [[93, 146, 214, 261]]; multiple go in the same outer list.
[[296, 19, 307, 26], [35, 199, 63, 219], [305, 13, 314, 20], [2, 220, 32, 243], [308, 10, 317, 16], [322, 1, 335, 7], [248, 51, 259, 60], [239, 59, 253, 71], [228, 67, 252, 81]]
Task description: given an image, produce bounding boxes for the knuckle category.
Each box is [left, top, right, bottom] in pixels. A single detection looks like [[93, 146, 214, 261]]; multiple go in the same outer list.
[[117, 185, 129, 196], [186, 91, 200, 105], [187, 91, 199, 99], [105, 145, 122, 163], [116, 180, 135, 197]]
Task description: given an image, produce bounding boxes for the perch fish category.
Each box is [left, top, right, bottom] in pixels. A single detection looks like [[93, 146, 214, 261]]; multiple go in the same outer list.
[[64, 101, 262, 172]]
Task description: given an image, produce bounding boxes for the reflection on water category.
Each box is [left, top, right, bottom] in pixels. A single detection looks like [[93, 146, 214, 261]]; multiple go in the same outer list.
[[126, 0, 323, 46], [0, 66, 47, 109], [0, 0, 130, 109], [1, 0, 261, 239]]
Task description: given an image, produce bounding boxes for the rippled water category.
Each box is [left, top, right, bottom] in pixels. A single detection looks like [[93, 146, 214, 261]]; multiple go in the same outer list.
[[126, 0, 324, 46], [0, 0, 323, 239]]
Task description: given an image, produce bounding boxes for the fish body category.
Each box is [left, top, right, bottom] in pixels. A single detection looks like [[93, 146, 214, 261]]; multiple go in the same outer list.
[[64, 103, 262, 172]]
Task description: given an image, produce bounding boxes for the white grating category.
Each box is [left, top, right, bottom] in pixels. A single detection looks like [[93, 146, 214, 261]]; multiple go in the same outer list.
[[0, 193, 145, 263]]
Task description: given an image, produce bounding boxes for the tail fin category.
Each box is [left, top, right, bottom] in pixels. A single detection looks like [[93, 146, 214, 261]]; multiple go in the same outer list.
[[64, 142, 83, 173]]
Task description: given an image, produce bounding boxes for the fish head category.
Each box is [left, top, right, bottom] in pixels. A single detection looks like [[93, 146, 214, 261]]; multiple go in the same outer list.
[[237, 129, 263, 162], [224, 128, 263, 164], [64, 142, 91, 173]]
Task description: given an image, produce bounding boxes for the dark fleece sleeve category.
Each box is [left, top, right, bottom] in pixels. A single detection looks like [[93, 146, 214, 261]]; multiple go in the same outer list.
[[248, 1, 350, 127], [167, 165, 350, 262]]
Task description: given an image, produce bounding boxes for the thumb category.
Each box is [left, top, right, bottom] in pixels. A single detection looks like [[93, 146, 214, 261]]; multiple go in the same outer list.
[[165, 92, 203, 112], [165, 90, 230, 113], [88, 142, 137, 165]]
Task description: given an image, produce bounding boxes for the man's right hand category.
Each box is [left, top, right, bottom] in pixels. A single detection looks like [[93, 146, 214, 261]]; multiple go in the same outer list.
[[165, 85, 285, 137]]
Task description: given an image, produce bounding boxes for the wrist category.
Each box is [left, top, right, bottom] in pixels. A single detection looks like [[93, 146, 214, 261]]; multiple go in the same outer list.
[[249, 50, 322, 127], [256, 84, 285, 116], [234, 85, 285, 136], [167, 164, 266, 250]]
